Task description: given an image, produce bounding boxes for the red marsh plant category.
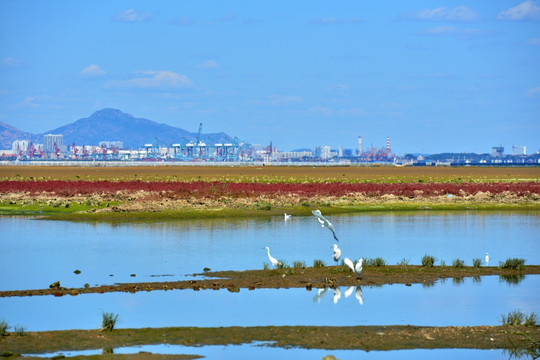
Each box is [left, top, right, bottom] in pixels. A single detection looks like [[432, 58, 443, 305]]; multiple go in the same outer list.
[[0, 180, 539, 198]]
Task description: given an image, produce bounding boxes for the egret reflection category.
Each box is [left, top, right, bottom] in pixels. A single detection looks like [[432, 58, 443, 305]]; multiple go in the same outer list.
[[313, 286, 364, 305]]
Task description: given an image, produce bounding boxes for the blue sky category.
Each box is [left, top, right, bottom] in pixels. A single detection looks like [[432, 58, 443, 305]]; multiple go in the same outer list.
[[0, 1, 539, 154]]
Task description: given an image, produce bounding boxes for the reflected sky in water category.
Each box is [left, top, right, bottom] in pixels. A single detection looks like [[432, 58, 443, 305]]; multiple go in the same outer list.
[[2, 275, 538, 331], [1, 211, 539, 291], [24, 343, 525, 360]]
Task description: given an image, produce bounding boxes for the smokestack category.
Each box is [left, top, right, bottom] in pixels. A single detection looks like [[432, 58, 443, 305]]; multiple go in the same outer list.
[[386, 136, 390, 151]]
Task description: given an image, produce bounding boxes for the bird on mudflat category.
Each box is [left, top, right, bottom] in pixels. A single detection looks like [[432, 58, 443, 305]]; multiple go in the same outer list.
[[263, 246, 280, 268], [485, 252, 490, 266], [332, 244, 342, 263], [344, 257, 363, 278], [312, 209, 339, 242]]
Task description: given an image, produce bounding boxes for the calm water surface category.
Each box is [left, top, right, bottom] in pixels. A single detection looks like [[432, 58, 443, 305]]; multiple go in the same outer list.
[[2, 276, 538, 331], [1, 211, 539, 291]]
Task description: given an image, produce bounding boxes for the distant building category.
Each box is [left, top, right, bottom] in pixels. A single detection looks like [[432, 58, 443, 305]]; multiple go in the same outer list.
[[315, 145, 331, 160], [492, 146, 504, 157], [43, 134, 63, 153], [12, 140, 29, 153], [99, 141, 124, 149], [358, 136, 363, 155], [512, 145, 526, 156], [338, 145, 343, 158]]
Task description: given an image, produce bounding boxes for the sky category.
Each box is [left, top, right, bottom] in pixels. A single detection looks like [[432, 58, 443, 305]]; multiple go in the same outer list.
[[0, 1, 539, 155]]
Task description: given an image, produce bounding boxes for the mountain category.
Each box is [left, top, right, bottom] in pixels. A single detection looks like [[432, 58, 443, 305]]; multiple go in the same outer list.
[[0, 109, 237, 150], [0, 121, 39, 150]]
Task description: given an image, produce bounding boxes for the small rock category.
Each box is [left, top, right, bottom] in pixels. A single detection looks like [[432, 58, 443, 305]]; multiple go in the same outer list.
[[49, 281, 60, 289], [130, 274, 136, 277], [203, 267, 211, 272], [74, 270, 81, 274]]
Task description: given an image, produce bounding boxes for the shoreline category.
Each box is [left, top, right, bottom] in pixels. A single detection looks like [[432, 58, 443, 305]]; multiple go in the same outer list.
[[1, 265, 538, 297]]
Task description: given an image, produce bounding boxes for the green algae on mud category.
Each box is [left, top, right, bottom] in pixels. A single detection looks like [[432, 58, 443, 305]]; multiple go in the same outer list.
[[2, 325, 539, 355], [2, 201, 540, 222]]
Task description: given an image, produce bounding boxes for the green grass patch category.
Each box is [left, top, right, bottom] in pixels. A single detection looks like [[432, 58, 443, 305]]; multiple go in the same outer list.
[[501, 310, 537, 326], [499, 258, 526, 270], [422, 255, 436, 268]]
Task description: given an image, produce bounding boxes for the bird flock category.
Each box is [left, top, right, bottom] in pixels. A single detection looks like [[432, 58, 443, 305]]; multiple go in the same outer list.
[[265, 209, 363, 279]]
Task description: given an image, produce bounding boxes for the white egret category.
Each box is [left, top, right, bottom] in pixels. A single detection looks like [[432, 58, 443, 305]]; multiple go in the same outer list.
[[344, 257, 363, 278], [344, 286, 354, 298], [485, 252, 490, 266], [284, 213, 292, 220], [355, 286, 364, 305], [333, 244, 342, 263], [312, 209, 339, 241], [264, 246, 280, 268], [333, 287, 341, 304]]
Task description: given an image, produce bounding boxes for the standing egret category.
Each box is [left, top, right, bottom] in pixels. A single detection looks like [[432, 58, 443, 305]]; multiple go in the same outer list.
[[344, 257, 363, 278], [264, 246, 280, 268], [356, 286, 364, 305], [284, 213, 292, 220], [312, 209, 339, 241], [333, 244, 342, 263], [485, 252, 490, 266]]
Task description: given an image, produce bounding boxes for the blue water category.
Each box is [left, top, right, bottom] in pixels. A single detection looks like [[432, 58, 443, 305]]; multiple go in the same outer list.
[[24, 343, 523, 360], [1, 276, 538, 331], [1, 211, 538, 291]]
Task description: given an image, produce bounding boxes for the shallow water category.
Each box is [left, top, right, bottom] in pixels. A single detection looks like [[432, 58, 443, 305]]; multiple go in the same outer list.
[[24, 343, 525, 360], [2, 276, 538, 331], [1, 211, 539, 291]]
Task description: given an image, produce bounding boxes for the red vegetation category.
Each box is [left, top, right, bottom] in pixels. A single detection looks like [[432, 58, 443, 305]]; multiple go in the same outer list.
[[1, 180, 539, 198]]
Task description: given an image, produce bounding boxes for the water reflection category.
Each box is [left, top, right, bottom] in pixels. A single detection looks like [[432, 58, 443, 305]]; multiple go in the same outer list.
[[314, 286, 364, 305], [499, 274, 526, 286]]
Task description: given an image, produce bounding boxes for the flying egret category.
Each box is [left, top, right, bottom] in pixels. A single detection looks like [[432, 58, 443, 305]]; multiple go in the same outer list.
[[344, 257, 363, 278], [312, 209, 339, 241], [284, 213, 292, 220], [344, 286, 354, 298], [485, 252, 490, 266], [333, 287, 341, 304], [356, 286, 364, 305], [264, 246, 280, 268], [333, 244, 342, 263]]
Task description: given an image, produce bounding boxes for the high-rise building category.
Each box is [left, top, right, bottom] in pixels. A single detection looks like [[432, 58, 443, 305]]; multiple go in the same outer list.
[[12, 140, 29, 153], [315, 145, 331, 160], [492, 146, 504, 157], [43, 134, 63, 153], [358, 136, 363, 156], [512, 145, 526, 155]]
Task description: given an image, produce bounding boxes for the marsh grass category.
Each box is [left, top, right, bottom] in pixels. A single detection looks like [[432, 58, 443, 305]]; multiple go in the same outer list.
[[501, 311, 537, 327], [293, 261, 306, 269], [499, 274, 526, 286], [472, 258, 482, 268], [452, 259, 465, 268], [0, 320, 8, 336], [263, 262, 270, 270], [365, 257, 386, 267], [276, 260, 289, 269], [397, 258, 409, 266], [13, 325, 26, 336], [313, 259, 326, 268], [101, 311, 119, 332], [439, 260, 446, 267], [499, 258, 525, 270], [422, 254, 436, 268]]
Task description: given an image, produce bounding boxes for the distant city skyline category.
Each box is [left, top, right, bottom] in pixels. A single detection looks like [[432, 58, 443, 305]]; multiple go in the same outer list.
[[1, 1, 539, 155]]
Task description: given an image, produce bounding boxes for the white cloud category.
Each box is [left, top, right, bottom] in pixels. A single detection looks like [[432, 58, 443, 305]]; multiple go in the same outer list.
[[309, 106, 364, 117], [250, 95, 303, 106], [80, 64, 106, 77], [497, 1, 540, 21], [308, 17, 364, 25], [1, 57, 26, 69], [420, 26, 487, 37], [106, 71, 193, 89], [328, 84, 350, 91], [195, 60, 219, 70], [527, 38, 540, 46], [14, 96, 40, 109], [113, 9, 151, 23], [169, 16, 196, 26], [526, 86, 540, 97], [404, 6, 479, 22]]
